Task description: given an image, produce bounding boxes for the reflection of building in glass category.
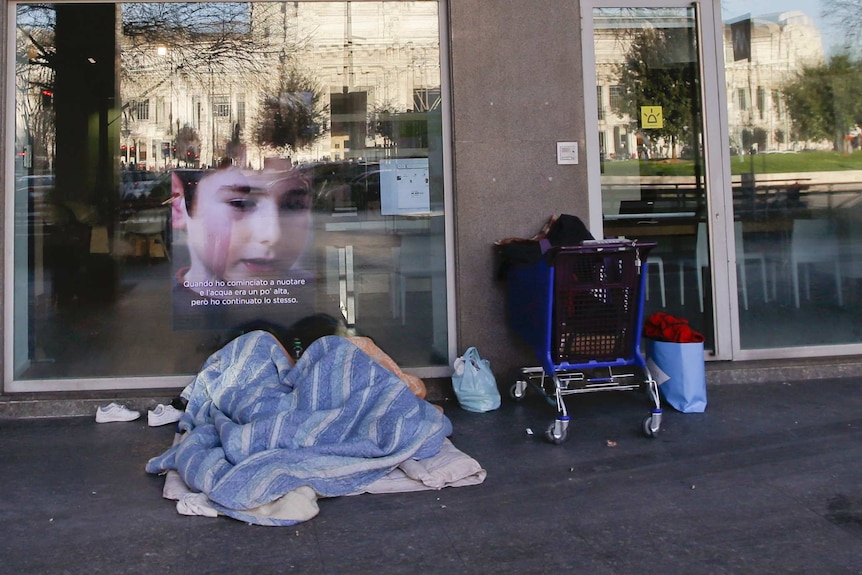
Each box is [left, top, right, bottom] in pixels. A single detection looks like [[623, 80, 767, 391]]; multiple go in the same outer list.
[[11, 2, 450, 386], [594, 9, 823, 159], [724, 11, 823, 153], [115, 2, 441, 170], [593, 9, 702, 161]]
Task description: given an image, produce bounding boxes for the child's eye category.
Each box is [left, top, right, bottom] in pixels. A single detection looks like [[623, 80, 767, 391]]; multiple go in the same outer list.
[[229, 198, 256, 211]]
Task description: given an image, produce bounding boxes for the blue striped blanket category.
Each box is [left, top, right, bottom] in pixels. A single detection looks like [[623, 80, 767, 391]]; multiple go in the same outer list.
[[145, 331, 452, 525]]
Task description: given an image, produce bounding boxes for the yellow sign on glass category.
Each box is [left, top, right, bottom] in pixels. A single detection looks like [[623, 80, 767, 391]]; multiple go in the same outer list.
[[641, 106, 663, 129]]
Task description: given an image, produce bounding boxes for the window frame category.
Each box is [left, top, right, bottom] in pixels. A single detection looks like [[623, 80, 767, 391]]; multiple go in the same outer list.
[[4, 0, 457, 392]]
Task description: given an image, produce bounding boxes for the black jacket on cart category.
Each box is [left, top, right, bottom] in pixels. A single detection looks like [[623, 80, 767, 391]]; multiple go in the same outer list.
[[495, 214, 594, 280]]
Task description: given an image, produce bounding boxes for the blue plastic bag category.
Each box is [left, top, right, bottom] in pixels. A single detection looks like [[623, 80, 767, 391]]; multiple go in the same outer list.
[[452, 347, 501, 413], [645, 339, 707, 413]]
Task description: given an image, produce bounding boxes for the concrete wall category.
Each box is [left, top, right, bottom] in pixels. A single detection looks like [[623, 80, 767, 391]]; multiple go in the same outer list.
[[448, 0, 591, 382]]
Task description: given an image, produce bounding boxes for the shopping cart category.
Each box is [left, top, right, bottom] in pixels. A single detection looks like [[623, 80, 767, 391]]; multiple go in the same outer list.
[[506, 239, 661, 444]]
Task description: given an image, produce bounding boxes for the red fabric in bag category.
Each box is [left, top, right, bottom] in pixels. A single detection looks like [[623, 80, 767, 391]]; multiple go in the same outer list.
[[644, 312, 705, 343]]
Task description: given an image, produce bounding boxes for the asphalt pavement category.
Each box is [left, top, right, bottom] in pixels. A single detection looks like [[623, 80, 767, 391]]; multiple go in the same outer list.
[[2, 377, 862, 574]]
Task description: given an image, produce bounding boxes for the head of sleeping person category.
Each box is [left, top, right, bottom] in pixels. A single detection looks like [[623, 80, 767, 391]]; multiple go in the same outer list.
[[171, 165, 311, 284]]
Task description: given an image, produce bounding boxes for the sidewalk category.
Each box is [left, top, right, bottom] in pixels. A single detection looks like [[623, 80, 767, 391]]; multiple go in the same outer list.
[[2, 377, 862, 574]]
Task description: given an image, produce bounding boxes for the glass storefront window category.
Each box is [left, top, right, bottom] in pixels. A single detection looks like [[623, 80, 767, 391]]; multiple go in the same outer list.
[[722, 1, 862, 351], [9, 1, 449, 387], [592, 6, 714, 349], [588, 0, 862, 358]]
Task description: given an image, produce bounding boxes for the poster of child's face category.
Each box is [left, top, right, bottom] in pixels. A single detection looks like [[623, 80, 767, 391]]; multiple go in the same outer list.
[[172, 166, 312, 284], [170, 165, 315, 331]]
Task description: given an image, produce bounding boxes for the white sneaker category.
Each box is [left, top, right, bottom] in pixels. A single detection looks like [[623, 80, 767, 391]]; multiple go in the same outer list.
[[148, 404, 183, 427], [95, 402, 140, 423]]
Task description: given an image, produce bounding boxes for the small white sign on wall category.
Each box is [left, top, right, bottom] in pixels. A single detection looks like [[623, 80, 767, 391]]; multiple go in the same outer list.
[[556, 141, 579, 165]]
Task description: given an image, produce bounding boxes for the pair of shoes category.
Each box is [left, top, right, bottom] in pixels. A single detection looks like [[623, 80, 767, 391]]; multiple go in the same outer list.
[[148, 404, 183, 427], [95, 402, 141, 423]]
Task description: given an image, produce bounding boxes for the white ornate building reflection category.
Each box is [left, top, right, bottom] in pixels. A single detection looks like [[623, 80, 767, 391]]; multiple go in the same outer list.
[[594, 9, 824, 160], [117, 2, 440, 171]]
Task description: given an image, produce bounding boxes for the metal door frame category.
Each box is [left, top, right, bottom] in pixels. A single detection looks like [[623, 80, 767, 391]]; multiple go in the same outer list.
[[581, 0, 737, 361]]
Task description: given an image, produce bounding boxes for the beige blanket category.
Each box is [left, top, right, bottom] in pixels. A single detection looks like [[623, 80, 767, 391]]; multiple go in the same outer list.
[[161, 436, 486, 523]]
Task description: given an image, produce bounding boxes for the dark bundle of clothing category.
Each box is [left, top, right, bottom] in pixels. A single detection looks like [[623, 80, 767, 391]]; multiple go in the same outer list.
[[495, 214, 594, 279]]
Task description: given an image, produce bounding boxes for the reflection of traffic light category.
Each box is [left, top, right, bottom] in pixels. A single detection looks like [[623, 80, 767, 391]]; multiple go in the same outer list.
[[120, 144, 127, 161], [162, 142, 171, 158], [172, 146, 177, 158], [41, 89, 54, 109], [129, 146, 137, 163]]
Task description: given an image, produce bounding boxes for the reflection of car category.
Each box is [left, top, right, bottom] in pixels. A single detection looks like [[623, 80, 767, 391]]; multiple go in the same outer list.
[[302, 161, 359, 211], [347, 167, 381, 211], [121, 170, 159, 199], [14, 174, 56, 234], [302, 161, 380, 212], [17, 174, 55, 193], [118, 169, 200, 237], [16, 174, 56, 209], [143, 170, 181, 206]]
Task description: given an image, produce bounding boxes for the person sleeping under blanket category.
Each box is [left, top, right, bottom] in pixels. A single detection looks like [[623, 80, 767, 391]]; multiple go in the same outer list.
[[167, 313, 427, 410], [146, 330, 484, 526]]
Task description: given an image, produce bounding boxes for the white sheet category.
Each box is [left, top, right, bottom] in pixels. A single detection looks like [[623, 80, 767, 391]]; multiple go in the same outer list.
[[160, 435, 486, 521]]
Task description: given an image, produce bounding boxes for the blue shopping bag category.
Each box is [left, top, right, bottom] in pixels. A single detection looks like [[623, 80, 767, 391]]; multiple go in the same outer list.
[[452, 347, 501, 413], [645, 339, 707, 413]]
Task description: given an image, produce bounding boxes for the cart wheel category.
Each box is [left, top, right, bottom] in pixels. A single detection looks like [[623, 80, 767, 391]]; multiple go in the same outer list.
[[642, 415, 658, 438], [545, 419, 569, 445], [510, 381, 527, 401]]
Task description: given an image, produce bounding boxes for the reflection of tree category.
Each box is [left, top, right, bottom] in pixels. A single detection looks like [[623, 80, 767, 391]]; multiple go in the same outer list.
[[225, 123, 245, 165], [367, 96, 438, 152], [782, 54, 862, 152], [252, 68, 328, 155], [611, 27, 700, 159], [18, 3, 289, 170], [741, 127, 768, 151], [120, 3, 283, 167], [823, 0, 862, 53], [17, 6, 55, 82], [120, 3, 274, 86], [16, 5, 57, 171], [175, 124, 201, 166], [368, 102, 399, 144], [19, 4, 280, 106]]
